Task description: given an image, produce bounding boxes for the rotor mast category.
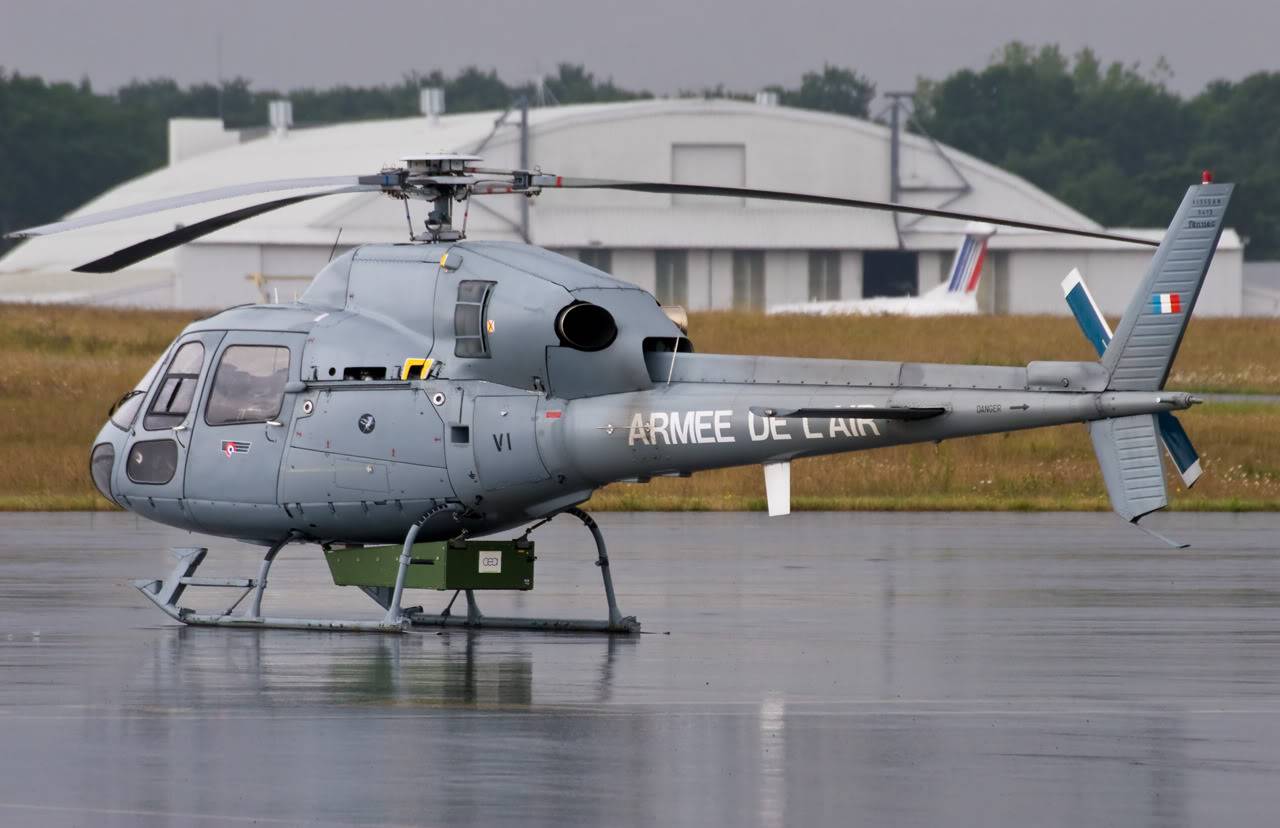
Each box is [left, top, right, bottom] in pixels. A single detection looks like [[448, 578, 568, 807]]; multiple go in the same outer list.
[[392, 154, 481, 242]]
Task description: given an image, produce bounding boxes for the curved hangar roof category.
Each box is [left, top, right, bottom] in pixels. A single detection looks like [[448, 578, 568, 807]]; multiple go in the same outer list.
[[2, 98, 1141, 285]]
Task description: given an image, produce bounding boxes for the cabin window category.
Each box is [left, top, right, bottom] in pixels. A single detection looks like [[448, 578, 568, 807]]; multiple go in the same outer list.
[[655, 250, 688, 306], [808, 251, 841, 301], [143, 341, 205, 430], [125, 439, 178, 485], [205, 345, 291, 426], [454, 280, 495, 358]]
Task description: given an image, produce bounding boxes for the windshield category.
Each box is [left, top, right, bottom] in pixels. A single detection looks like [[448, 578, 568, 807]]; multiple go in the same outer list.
[[108, 352, 167, 430]]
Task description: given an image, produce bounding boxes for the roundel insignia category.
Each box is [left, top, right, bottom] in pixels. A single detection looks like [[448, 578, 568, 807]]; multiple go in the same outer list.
[[358, 413, 376, 434]]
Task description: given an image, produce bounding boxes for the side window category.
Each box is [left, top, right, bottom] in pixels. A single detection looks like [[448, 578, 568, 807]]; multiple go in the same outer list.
[[143, 342, 205, 431], [205, 346, 291, 426], [454, 280, 495, 358], [126, 439, 179, 485]]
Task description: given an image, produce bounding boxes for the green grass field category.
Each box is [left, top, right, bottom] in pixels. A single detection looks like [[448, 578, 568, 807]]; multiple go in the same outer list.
[[1, 303, 1276, 511]]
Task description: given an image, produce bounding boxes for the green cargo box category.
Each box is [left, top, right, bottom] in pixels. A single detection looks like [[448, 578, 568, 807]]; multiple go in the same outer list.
[[324, 539, 535, 591]]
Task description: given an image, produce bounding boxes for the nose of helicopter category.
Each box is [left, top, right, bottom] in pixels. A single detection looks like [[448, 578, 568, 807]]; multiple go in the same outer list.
[[90, 422, 124, 504], [90, 440, 117, 505]]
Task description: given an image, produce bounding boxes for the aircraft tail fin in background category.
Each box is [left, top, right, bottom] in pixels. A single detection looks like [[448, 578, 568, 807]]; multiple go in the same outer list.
[[1101, 180, 1233, 391], [944, 223, 997, 295]]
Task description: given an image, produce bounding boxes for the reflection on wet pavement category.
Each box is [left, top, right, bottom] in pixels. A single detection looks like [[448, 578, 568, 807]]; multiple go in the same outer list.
[[1, 511, 1279, 826]]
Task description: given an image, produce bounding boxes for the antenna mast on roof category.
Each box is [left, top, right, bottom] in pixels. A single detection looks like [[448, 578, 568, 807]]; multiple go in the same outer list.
[[532, 75, 559, 108], [880, 91, 971, 248]]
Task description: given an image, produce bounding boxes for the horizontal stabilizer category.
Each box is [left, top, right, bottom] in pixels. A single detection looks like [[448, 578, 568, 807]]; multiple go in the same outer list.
[[1089, 414, 1168, 522], [750, 406, 946, 421]]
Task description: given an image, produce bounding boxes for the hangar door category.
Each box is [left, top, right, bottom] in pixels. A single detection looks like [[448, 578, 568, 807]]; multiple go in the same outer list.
[[862, 251, 919, 298]]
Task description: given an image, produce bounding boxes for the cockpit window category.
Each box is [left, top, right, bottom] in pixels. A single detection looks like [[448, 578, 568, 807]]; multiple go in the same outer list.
[[109, 391, 146, 430], [110, 352, 167, 431], [454, 280, 495, 358], [205, 346, 291, 426], [143, 342, 205, 431]]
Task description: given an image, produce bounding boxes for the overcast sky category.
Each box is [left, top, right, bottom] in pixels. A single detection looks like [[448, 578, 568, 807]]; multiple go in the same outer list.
[[3, 0, 1274, 99]]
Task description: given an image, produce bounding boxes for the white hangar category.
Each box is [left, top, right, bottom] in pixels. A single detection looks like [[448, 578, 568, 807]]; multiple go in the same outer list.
[[0, 97, 1244, 315]]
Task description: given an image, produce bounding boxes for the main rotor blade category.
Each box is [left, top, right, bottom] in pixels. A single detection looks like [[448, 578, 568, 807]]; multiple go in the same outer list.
[[7, 175, 392, 239], [521, 177, 1160, 247], [73, 185, 380, 273]]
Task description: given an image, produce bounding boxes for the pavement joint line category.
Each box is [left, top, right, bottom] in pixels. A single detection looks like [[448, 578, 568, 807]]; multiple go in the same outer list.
[[3, 706, 1280, 721], [0, 800, 419, 827]]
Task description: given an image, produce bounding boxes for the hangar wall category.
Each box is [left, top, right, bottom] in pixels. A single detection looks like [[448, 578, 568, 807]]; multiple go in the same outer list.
[[2, 99, 1248, 316], [1002, 247, 1243, 317], [174, 240, 1244, 318]]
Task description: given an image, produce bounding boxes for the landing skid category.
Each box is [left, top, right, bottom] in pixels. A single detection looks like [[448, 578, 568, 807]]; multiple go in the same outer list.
[[131, 508, 639, 634], [133, 543, 405, 633]]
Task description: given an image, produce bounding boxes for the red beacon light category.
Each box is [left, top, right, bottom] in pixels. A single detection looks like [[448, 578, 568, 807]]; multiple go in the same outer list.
[[1202, 170, 1214, 183]]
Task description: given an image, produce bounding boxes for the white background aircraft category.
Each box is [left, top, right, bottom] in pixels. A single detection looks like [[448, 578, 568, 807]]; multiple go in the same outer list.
[[771, 223, 996, 316]]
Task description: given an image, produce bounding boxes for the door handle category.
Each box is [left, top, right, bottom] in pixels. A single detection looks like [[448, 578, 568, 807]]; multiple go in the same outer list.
[[266, 420, 283, 427]]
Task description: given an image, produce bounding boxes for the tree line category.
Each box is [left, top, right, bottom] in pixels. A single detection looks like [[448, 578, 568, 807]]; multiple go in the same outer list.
[[1, 48, 1277, 259]]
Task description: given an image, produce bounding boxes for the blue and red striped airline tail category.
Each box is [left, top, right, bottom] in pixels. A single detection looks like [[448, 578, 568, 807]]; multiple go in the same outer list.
[[944, 223, 996, 295]]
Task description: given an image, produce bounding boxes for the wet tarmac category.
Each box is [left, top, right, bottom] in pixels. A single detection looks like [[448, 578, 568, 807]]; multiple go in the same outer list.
[[2, 510, 1279, 827]]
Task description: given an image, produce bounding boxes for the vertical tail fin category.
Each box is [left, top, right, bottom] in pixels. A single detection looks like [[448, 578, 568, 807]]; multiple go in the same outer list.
[[1089, 414, 1168, 522], [1103, 179, 1233, 391], [944, 223, 996, 294]]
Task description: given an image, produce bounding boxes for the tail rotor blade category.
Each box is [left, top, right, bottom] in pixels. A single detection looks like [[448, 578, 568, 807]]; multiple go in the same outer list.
[[1156, 411, 1203, 488]]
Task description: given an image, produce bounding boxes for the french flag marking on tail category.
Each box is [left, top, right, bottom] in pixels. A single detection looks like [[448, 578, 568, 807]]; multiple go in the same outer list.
[[1151, 292, 1182, 315]]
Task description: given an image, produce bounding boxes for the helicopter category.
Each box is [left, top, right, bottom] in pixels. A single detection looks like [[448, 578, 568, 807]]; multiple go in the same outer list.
[[6, 156, 1232, 633]]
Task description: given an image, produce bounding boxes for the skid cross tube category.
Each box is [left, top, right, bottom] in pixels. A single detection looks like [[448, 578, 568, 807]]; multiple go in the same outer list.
[[382, 502, 464, 626], [565, 506, 627, 629], [133, 538, 406, 633]]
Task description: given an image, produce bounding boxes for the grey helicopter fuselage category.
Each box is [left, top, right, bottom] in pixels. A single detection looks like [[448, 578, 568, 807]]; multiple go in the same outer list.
[[89, 239, 1193, 545]]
